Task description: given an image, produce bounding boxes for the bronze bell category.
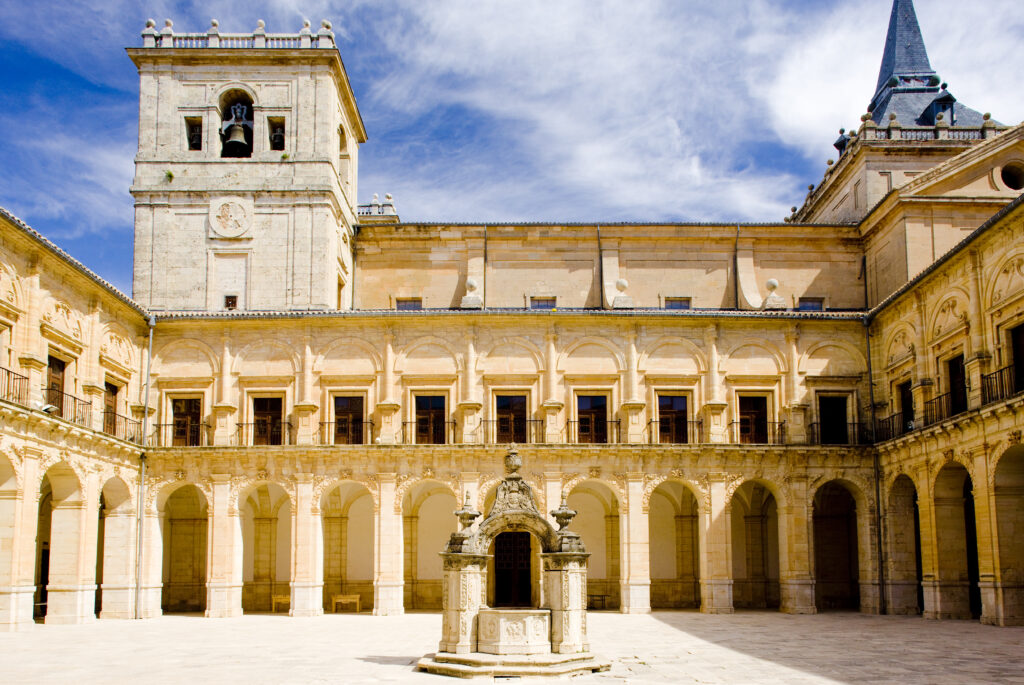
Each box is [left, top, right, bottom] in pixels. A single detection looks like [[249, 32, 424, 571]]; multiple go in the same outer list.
[[270, 126, 285, 151], [223, 123, 248, 156]]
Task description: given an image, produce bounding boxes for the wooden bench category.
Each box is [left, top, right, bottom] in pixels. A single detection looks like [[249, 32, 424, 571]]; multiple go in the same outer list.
[[587, 593, 609, 610], [332, 594, 361, 613], [271, 595, 290, 613]]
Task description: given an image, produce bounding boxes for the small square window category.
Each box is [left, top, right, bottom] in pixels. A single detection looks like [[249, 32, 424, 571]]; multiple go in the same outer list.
[[530, 297, 556, 310], [224, 295, 238, 310], [664, 297, 691, 310], [396, 298, 422, 311], [797, 297, 824, 312], [185, 117, 203, 151]]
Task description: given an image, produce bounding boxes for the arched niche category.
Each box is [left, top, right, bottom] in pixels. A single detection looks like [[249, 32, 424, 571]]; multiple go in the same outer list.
[[648, 480, 701, 609], [321, 481, 375, 613]]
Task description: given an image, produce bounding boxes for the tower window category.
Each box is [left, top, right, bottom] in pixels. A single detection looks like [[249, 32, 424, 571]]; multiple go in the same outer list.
[[224, 295, 238, 310], [530, 297, 556, 310], [268, 117, 286, 151], [219, 91, 254, 158], [798, 297, 824, 312], [185, 117, 203, 151]]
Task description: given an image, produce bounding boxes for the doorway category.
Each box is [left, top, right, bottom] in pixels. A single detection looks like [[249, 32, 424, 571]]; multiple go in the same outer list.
[[493, 532, 532, 608]]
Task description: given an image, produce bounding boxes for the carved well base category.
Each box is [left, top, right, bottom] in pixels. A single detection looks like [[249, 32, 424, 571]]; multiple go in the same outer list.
[[417, 651, 611, 679], [477, 609, 550, 655]]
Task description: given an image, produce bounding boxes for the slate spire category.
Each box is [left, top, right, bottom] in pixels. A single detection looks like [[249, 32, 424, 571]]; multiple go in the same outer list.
[[874, 0, 935, 96]]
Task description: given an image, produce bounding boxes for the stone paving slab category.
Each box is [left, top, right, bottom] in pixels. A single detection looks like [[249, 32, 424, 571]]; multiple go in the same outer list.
[[1, 611, 1021, 684]]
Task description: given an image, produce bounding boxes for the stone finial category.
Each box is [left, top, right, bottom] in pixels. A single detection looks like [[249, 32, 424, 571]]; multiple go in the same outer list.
[[211, 19, 219, 28], [146, 18, 156, 27], [322, 19, 332, 29], [504, 446, 522, 476], [461, 277, 483, 309], [762, 278, 786, 310], [142, 19, 158, 47], [983, 112, 991, 121], [257, 19, 266, 29], [164, 19, 173, 27], [304, 20, 311, 28], [611, 277, 634, 309], [826, 159, 834, 166], [454, 491, 481, 532], [384, 193, 393, 203], [550, 494, 577, 531]]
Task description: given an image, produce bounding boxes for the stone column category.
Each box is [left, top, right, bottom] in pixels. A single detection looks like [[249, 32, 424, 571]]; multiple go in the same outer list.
[[137, 507, 164, 618], [778, 481, 815, 614], [703, 326, 728, 442], [0, 455, 40, 631], [542, 552, 590, 654], [205, 475, 242, 617], [45, 488, 98, 625], [964, 250, 990, 409], [541, 329, 564, 442], [618, 474, 650, 613], [373, 474, 404, 615], [970, 449, 999, 626], [699, 475, 733, 613], [290, 474, 322, 616], [98, 507, 137, 619], [438, 553, 488, 654]]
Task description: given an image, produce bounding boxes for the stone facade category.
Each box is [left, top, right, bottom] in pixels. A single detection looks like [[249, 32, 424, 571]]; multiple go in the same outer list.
[[1, 1, 1023, 638]]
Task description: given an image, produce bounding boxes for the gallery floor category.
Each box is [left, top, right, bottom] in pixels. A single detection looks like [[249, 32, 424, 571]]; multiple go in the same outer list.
[[2, 610, 1022, 683]]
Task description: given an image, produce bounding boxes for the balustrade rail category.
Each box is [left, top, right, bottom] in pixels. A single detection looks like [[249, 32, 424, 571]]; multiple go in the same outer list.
[[566, 420, 621, 444], [44, 387, 92, 427], [319, 420, 374, 445], [144, 19, 336, 50], [646, 419, 703, 445], [728, 421, 786, 445], [102, 411, 143, 444], [0, 366, 29, 406], [152, 422, 211, 447], [807, 422, 871, 446], [875, 412, 915, 442], [236, 421, 292, 446], [923, 390, 968, 427], [476, 418, 545, 444], [982, 364, 1023, 405], [401, 420, 456, 445]]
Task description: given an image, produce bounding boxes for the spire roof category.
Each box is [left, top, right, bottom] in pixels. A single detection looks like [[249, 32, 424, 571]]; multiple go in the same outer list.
[[874, 0, 934, 95], [866, 0, 991, 128]]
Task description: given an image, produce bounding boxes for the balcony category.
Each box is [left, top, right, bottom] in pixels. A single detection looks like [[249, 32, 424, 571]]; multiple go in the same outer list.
[[807, 422, 872, 446], [566, 420, 621, 444], [923, 390, 968, 427], [875, 412, 918, 442], [44, 387, 92, 428], [982, 364, 1024, 405], [152, 422, 211, 447], [0, 367, 29, 406], [647, 419, 703, 445], [477, 418, 545, 444], [728, 421, 786, 445], [319, 420, 374, 445], [102, 411, 143, 444], [237, 421, 292, 446]]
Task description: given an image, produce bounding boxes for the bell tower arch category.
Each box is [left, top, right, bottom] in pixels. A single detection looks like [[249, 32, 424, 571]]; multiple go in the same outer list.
[[127, 18, 367, 312]]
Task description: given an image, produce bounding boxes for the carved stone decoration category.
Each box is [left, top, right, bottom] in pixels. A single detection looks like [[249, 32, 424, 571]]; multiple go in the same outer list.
[[208, 196, 253, 239], [931, 296, 968, 340], [991, 255, 1024, 305]]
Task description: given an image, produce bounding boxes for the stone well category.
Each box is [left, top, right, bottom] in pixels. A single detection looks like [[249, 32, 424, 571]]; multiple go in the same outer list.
[[417, 448, 610, 678]]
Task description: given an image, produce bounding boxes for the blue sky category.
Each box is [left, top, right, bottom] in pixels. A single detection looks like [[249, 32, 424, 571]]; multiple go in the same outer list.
[[0, 0, 1021, 295]]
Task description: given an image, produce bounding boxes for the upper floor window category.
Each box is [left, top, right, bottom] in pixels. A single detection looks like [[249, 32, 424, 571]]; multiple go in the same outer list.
[[396, 298, 422, 311], [797, 297, 824, 312], [530, 297, 556, 310], [664, 297, 691, 310], [220, 91, 253, 158]]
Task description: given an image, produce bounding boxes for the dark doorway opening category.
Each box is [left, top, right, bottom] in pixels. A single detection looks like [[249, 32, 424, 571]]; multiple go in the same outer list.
[[493, 531, 532, 608], [898, 381, 914, 432], [964, 477, 982, 619], [495, 395, 527, 443], [947, 355, 968, 416], [813, 482, 860, 611], [738, 396, 768, 444], [415, 395, 447, 444], [817, 395, 849, 445], [253, 397, 284, 446], [1013, 324, 1024, 393], [576, 395, 608, 444], [658, 395, 689, 443]]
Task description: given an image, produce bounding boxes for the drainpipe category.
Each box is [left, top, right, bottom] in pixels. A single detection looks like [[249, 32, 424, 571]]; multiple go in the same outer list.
[[596, 226, 605, 309], [483, 225, 488, 310], [733, 226, 740, 310], [863, 264, 886, 614], [135, 313, 156, 619]]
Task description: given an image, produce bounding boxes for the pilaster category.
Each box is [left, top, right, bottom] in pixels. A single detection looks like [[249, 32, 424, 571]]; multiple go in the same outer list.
[[373, 474, 404, 615], [699, 474, 734, 613], [290, 474, 322, 616], [205, 474, 242, 617], [618, 473, 650, 613]]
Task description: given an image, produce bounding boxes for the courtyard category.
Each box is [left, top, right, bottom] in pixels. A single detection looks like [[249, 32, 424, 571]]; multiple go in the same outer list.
[[2, 611, 1021, 683]]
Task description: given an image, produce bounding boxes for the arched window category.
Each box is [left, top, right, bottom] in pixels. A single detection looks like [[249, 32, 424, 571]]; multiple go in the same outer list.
[[219, 91, 254, 158]]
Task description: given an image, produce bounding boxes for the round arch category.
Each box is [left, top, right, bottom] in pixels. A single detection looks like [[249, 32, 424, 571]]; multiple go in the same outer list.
[[321, 480, 375, 613], [648, 479, 701, 609], [567, 479, 621, 610], [993, 445, 1024, 624]]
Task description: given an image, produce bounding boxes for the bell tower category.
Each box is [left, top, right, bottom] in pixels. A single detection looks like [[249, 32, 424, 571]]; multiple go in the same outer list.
[[128, 18, 367, 312]]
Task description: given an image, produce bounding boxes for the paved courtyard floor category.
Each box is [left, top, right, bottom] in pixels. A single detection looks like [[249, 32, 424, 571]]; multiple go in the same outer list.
[[2, 610, 1022, 683]]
